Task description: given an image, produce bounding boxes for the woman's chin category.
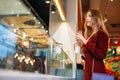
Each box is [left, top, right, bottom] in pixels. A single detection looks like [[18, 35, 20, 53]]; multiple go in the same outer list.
[[86, 23, 91, 26]]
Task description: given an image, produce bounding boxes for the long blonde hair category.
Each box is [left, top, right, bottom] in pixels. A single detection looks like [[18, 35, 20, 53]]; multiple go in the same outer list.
[[84, 9, 109, 39]]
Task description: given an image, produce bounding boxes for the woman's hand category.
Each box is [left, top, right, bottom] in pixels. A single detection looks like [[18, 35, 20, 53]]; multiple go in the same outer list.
[[75, 33, 87, 44]]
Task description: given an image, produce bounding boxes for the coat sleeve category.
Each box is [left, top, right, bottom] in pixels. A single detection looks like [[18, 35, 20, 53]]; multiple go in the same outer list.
[[84, 31, 109, 60]]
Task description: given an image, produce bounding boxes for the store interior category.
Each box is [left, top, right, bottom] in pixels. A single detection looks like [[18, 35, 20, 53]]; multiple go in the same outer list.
[[0, 0, 120, 80]]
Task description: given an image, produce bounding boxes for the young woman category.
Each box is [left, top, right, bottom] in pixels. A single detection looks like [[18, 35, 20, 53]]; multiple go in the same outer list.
[[75, 9, 109, 80]]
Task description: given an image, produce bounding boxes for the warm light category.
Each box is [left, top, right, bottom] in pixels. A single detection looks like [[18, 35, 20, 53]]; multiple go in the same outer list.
[[16, 27, 19, 30], [14, 53, 18, 58], [23, 41, 27, 45], [13, 29, 17, 33], [45, 30, 48, 33], [116, 46, 120, 54], [53, 0, 66, 21], [24, 57, 30, 64], [23, 40, 29, 48], [108, 48, 111, 51], [22, 32, 27, 38], [21, 56, 25, 60], [43, 39, 46, 42], [112, 50, 115, 54], [114, 40, 118, 44], [33, 17, 36, 19], [41, 25, 44, 29], [30, 37, 33, 41], [30, 59, 35, 65], [11, 24, 14, 26]]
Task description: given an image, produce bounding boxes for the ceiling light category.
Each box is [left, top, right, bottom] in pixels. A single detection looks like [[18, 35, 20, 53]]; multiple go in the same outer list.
[[38, 22, 41, 24], [45, 0, 51, 4], [41, 25, 44, 29], [51, 4, 56, 14], [110, 0, 114, 2], [11, 24, 14, 26], [16, 27, 19, 30], [53, 0, 66, 21], [11, 11, 14, 14], [45, 30, 48, 33]]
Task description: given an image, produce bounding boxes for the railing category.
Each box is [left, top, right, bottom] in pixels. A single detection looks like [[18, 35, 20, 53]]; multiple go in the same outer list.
[[46, 38, 73, 78]]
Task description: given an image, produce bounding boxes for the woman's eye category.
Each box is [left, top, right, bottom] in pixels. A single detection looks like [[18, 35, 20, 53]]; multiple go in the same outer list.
[[88, 15, 91, 17]]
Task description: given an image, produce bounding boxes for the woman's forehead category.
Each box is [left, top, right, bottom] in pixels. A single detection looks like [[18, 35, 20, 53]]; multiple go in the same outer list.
[[86, 12, 91, 16]]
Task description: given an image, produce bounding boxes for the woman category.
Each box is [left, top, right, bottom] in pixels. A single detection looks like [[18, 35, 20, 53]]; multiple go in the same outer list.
[[75, 9, 109, 80]]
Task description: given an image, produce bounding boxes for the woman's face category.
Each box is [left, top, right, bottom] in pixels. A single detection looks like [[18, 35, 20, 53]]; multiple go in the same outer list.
[[85, 12, 92, 26]]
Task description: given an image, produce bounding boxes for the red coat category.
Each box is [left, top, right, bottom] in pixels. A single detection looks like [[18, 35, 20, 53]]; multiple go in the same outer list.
[[82, 30, 109, 80]]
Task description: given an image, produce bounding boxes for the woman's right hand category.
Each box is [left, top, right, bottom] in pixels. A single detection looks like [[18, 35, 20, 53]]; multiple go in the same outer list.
[[75, 33, 87, 44]]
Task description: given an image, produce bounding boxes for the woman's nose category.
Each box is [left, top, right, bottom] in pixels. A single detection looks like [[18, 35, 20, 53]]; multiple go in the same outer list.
[[86, 17, 91, 21]]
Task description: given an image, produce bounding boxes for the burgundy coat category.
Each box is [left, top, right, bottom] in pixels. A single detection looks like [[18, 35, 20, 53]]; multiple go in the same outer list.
[[82, 30, 109, 80]]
